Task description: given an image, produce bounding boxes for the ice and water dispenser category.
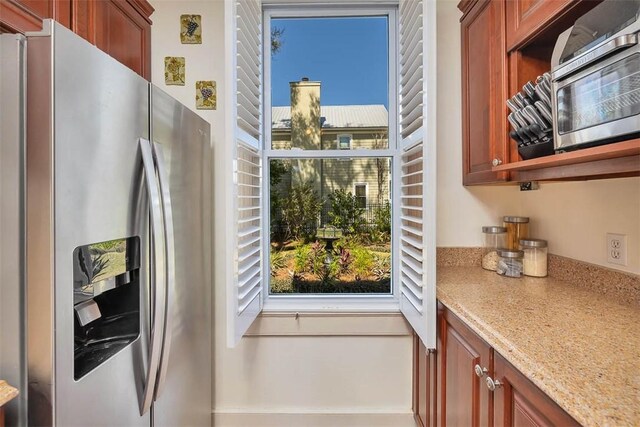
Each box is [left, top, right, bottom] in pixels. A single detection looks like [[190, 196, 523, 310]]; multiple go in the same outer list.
[[73, 237, 141, 380]]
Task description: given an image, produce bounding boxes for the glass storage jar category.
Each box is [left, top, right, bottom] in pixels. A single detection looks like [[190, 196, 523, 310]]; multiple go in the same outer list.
[[496, 249, 524, 278], [481, 226, 507, 271], [520, 239, 548, 277], [503, 216, 530, 250]]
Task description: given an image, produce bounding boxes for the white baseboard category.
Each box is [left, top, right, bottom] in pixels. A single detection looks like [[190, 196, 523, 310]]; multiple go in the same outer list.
[[212, 411, 417, 427]]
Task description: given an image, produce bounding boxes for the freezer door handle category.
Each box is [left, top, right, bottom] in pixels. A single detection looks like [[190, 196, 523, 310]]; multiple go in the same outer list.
[[152, 141, 176, 401], [139, 138, 167, 416]]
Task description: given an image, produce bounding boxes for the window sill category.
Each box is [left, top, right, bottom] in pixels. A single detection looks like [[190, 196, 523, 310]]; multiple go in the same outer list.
[[262, 295, 400, 313], [245, 310, 411, 337]]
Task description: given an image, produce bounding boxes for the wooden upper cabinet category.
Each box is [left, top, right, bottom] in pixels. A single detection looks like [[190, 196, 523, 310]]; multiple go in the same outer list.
[[460, 0, 509, 185], [0, 0, 69, 33], [439, 307, 493, 426], [94, 0, 152, 80], [505, 0, 573, 49], [0, 0, 152, 80], [493, 352, 580, 426]]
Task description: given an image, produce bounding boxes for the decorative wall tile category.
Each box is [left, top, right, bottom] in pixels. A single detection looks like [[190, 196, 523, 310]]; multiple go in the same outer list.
[[196, 80, 216, 110], [164, 56, 186, 86], [180, 14, 202, 44]]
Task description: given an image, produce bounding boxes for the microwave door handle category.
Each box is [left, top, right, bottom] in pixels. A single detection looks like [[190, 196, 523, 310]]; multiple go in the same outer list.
[[151, 141, 175, 401], [552, 33, 638, 81], [139, 138, 167, 416]]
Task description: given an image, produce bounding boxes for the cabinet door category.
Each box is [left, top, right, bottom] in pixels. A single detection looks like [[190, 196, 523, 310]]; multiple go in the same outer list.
[[413, 332, 437, 427], [94, 0, 152, 80], [505, 0, 571, 49], [461, 0, 509, 185], [492, 352, 580, 427], [0, 0, 70, 33], [440, 306, 493, 426]]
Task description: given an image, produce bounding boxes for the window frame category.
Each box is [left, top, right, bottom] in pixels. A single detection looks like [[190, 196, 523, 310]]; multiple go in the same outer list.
[[262, 5, 399, 312], [337, 133, 353, 150]]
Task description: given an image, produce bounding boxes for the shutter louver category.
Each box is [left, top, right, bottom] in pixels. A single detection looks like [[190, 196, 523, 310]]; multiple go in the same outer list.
[[236, 0, 262, 140], [397, 0, 437, 349], [399, 0, 424, 140], [229, 0, 264, 347]]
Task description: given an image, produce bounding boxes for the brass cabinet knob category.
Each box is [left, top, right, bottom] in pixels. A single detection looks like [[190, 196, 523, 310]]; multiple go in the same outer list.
[[492, 158, 503, 167], [486, 376, 503, 391], [474, 364, 488, 378]]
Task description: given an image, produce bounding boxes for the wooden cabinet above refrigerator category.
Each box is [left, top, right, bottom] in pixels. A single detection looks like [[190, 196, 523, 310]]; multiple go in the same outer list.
[[0, 0, 153, 80]]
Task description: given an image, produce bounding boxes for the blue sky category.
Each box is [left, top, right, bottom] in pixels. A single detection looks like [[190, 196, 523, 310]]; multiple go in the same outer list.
[[270, 17, 389, 108]]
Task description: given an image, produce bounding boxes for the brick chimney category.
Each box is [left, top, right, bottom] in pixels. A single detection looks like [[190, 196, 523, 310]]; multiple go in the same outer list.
[[289, 78, 321, 150]]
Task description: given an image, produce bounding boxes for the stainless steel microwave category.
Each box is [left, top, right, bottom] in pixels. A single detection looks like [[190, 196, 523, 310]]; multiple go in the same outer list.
[[551, 0, 640, 152]]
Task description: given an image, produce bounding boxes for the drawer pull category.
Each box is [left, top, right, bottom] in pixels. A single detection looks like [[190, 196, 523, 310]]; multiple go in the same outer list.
[[486, 376, 503, 391], [474, 364, 488, 378]]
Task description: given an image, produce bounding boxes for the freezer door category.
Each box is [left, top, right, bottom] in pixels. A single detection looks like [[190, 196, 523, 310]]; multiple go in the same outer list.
[[150, 86, 212, 427], [27, 22, 151, 426]]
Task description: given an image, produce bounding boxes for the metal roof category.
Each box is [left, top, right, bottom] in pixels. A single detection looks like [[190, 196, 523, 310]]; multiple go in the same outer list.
[[271, 105, 388, 130]]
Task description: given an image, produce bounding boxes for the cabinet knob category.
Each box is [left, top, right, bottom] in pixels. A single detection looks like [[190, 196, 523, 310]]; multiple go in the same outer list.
[[492, 158, 503, 167], [474, 364, 488, 378], [486, 376, 503, 391]]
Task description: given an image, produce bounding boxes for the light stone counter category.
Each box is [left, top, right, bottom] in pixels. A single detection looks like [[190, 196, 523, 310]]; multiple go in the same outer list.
[[437, 266, 640, 427], [0, 380, 18, 408]]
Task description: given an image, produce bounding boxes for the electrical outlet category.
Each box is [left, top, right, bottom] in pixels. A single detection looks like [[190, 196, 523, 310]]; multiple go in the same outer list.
[[606, 233, 627, 266]]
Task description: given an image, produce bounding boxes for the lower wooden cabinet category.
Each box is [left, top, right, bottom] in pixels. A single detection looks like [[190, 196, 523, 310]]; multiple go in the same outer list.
[[0, 0, 152, 80], [414, 302, 578, 426], [493, 352, 580, 427]]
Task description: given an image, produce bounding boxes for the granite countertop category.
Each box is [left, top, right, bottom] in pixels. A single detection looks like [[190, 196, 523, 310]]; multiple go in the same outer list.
[[437, 266, 640, 427], [0, 380, 18, 408]]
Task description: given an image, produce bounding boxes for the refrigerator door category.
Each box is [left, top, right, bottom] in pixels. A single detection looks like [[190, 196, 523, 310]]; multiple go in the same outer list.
[[150, 86, 212, 427], [0, 34, 28, 427], [26, 22, 152, 426]]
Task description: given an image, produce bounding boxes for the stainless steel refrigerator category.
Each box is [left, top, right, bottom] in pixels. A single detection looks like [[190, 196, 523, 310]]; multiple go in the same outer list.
[[0, 20, 212, 426]]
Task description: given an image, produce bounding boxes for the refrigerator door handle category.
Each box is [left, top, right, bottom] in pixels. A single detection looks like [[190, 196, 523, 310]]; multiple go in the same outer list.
[[139, 138, 167, 416], [151, 141, 176, 401]]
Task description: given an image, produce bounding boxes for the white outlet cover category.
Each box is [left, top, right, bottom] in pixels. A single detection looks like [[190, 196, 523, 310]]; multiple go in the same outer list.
[[606, 233, 627, 266]]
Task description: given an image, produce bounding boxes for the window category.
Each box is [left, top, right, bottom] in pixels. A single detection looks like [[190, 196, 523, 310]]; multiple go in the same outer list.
[[266, 12, 393, 298], [354, 183, 367, 208], [229, 0, 437, 349], [337, 134, 352, 150]]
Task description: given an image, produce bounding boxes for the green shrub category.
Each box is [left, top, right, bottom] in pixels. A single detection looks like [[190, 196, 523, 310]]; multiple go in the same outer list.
[[373, 255, 391, 281], [281, 182, 322, 241], [327, 189, 366, 234], [373, 202, 391, 234], [309, 241, 326, 276], [270, 250, 286, 276], [351, 246, 375, 281], [293, 244, 311, 274]]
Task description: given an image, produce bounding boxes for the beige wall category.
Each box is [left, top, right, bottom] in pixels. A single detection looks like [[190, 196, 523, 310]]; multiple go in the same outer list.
[[149, 1, 639, 425], [436, 0, 640, 275], [150, 2, 414, 426]]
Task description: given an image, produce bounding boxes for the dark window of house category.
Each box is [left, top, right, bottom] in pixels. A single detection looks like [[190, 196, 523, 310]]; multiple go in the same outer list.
[[355, 184, 367, 208], [338, 135, 351, 149]]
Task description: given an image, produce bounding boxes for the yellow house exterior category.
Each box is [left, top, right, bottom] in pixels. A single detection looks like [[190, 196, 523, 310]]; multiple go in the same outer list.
[[271, 79, 391, 206]]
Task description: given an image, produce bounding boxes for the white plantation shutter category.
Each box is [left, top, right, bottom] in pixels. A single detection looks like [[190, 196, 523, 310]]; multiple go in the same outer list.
[[228, 0, 264, 347], [397, 0, 437, 349]]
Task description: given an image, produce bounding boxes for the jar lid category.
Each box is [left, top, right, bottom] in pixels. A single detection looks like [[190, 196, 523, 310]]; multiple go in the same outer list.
[[519, 238, 547, 248], [497, 249, 524, 258], [503, 216, 530, 223], [482, 226, 507, 233]]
